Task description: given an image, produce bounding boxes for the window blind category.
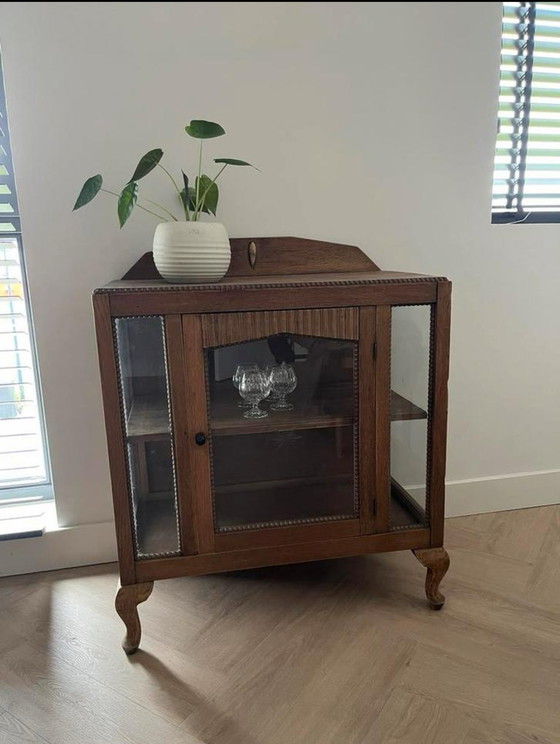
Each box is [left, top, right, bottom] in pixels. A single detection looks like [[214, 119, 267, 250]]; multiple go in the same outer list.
[[493, 1, 560, 223], [0, 55, 50, 498]]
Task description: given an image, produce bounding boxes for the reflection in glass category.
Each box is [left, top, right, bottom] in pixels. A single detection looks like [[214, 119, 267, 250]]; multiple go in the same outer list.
[[389, 306, 431, 530], [205, 333, 358, 532], [114, 316, 180, 557]]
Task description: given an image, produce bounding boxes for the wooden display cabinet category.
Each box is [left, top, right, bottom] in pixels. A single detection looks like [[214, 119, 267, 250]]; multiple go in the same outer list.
[[93, 237, 451, 654]]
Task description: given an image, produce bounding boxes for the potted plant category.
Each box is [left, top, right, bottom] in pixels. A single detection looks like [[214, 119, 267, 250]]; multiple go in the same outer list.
[[73, 120, 257, 283]]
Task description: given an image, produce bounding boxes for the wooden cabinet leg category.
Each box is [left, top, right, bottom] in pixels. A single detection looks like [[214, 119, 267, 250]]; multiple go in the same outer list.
[[115, 581, 154, 654], [412, 548, 450, 610]]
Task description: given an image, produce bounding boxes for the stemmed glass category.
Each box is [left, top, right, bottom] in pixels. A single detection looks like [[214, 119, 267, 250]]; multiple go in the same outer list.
[[239, 368, 271, 419], [264, 364, 281, 405], [269, 362, 297, 411], [233, 364, 258, 407]]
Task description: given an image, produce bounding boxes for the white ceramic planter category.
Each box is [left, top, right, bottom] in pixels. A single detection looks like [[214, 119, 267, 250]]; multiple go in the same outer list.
[[153, 221, 231, 284]]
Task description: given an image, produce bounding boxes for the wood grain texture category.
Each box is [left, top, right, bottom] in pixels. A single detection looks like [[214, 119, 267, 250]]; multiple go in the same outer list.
[[92, 293, 136, 585], [226, 236, 380, 275], [106, 279, 438, 316], [164, 315, 197, 556], [101, 270, 442, 292], [182, 314, 215, 554], [135, 528, 431, 582], [1, 506, 558, 744], [413, 547, 450, 609], [428, 281, 452, 546], [120, 237, 379, 281], [114, 581, 153, 654], [201, 307, 359, 347], [358, 307, 376, 534], [374, 306, 392, 534], [214, 519, 360, 552]]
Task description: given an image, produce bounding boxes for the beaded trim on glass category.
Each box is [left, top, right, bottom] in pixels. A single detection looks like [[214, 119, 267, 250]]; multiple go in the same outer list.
[[351, 343, 360, 518], [204, 334, 360, 534], [112, 315, 181, 560], [95, 276, 446, 294], [387, 304, 433, 532], [160, 316, 183, 557]]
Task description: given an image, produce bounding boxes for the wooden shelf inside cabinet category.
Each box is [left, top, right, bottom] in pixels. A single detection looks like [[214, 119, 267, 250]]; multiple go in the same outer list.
[[390, 392, 427, 422], [210, 406, 353, 437], [390, 478, 426, 529], [126, 396, 171, 441], [124, 390, 428, 442]]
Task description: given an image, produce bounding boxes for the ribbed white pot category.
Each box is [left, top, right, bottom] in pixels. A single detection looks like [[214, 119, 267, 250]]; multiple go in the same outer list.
[[153, 221, 231, 284]]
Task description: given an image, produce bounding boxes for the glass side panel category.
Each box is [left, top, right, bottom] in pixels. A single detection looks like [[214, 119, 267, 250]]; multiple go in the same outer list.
[[390, 306, 431, 530], [114, 316, 180, 558], [205, 334, 358, 532]]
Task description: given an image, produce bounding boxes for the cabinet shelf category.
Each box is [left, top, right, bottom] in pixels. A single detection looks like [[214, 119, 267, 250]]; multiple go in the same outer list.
[[390, 478, 426, 529], [126, 395, 170, 441], [390, 391, 427, 422], [124, 389, 427, 441]]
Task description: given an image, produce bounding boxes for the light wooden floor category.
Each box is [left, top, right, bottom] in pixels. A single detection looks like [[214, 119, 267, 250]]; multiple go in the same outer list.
[[0, 505, 559, 744]]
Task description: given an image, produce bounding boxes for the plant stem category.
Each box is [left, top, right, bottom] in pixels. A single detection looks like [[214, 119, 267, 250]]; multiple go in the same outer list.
[[156, 163, 187, 219], [194, 163, 228, 220], [141, 197, 179, 222], [194, 140, 203, 222], [100, 188, 169, 222]]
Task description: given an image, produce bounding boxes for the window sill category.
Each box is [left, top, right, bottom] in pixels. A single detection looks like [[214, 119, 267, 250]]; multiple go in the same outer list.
[[0, 500, 57, 540]]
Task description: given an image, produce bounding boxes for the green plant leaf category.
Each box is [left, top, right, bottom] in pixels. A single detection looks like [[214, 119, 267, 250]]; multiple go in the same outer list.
[[180, 171, 189, 210], [129, 148, 163, 182], [213, 158, 255, 167], [196, 175, 219, 215], [118, 181, 138, 228], [73, 174, 103, 210], [185, 120, 225, 139], [185, 186, 203, 213]]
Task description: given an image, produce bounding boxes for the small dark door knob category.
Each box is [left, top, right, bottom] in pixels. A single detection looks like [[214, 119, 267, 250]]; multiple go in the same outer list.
[[194, 432, 206, 446]]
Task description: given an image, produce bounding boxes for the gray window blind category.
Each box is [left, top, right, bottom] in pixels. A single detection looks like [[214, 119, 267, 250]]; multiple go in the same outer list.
[[0, 54, 50, 498], [493, 1, 560, 223]]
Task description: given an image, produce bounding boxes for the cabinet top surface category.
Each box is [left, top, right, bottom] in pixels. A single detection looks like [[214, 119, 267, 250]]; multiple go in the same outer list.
[[95, 270, 448, 294]]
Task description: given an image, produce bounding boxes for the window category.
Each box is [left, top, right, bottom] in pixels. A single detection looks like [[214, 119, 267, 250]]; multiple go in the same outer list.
[[493, 2, 560, 223], [0, 54, 51, 502]]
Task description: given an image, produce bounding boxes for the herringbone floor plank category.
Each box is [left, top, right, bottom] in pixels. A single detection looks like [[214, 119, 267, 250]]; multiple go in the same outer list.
[[0, 505, 559, 744]]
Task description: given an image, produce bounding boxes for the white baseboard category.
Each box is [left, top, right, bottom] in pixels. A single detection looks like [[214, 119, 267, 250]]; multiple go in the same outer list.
[[443, 468, 560, 517], [1, 470, 558, 577], [0, 519, 117, 577]]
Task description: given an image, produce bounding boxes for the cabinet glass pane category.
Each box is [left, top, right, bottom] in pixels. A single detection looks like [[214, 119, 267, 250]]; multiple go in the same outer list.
[[114, 316, 180, 558], [390, 305, 431, 530], [205, 334, 358, 532]]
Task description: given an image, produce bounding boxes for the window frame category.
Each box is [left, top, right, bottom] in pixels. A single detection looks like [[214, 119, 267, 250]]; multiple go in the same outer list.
[[492, 1, 560, 225], [0, 57, 52, 503]]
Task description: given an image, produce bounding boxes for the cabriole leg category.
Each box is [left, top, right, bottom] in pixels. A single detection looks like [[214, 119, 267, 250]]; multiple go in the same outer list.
[[412, 547, 450, 610], [115, 581, 154, 654]]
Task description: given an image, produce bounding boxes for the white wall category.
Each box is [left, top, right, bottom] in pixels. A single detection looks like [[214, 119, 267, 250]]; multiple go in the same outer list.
[[0, 2, 558, 570]]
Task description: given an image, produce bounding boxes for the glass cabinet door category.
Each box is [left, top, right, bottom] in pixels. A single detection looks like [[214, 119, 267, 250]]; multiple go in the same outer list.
[[389, 305, 431, 530], [114, 316, 180, 558], [203, 312, 359, 534]]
